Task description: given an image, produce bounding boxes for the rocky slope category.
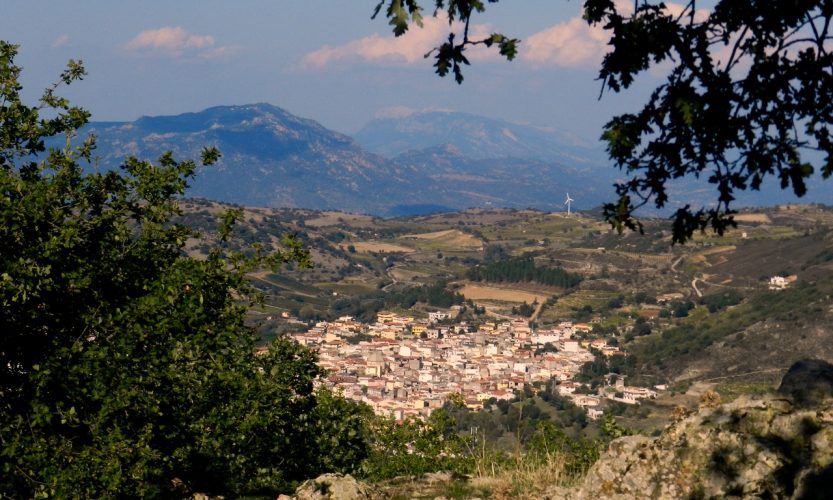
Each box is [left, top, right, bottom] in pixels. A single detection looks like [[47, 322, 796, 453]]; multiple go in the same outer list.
[[393, 143, 614, 212], [556, 360, 833, 499], [79, 104, 423, 214], [354, 110, 604, 165], [73, 104, 614, 216]]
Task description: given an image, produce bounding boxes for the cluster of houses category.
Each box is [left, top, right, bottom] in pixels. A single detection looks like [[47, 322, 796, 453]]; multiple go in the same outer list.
[[768, 274, 797, 290], [285, 310, 658, 421]]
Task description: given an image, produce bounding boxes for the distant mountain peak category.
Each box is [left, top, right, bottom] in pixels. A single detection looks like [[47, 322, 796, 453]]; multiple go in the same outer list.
[[354, 109, 605, 164], [64, 103, 622, 215]]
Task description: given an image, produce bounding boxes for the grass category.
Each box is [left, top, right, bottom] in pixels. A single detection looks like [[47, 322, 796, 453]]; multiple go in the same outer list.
[[375, 450, 579, 499], [315, 282, 378, 296], [475, 215, 601, 246], [467, 449, 576, 499], [627, 273, 833, 378], [713, 382, 774, 402], [459, 283, 550, 304], [538, 289, 622, 322], [260, 273, 321, 295], [351, 241, 415, 253], [398, 229, 483, 252]]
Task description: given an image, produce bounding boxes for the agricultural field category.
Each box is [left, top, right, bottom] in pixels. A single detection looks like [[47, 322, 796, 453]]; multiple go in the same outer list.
[[458, 283, 550, 305], [351, 241, 415, 253], [399, 229, 483, 251], [179, 199, 833, 392]]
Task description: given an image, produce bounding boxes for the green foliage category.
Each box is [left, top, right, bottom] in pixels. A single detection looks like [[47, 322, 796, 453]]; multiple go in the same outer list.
[[361, 409, 473, 479], [699, 289, 743, 313], [389, 280, 466, 309], [468, 256, 582, 288], [328, 280, 464, 322], [671, 300, 695, 318], [512, 301, 535, 317], [0, 43, 367, 497], [575, 349, 634, 388], [626, 275, 833, 379], [600, 414, 630, 440], [525, 421, 602, 476], [373, 1, 519, 83]]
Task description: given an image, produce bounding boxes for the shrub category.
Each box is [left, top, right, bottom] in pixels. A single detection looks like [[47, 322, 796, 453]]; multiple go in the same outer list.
[[0, 43, 367, 497]]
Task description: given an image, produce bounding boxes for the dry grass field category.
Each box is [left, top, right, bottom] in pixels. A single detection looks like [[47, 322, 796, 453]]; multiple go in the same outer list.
[[401, 229, 483, 250], [305, 211, 376, 227], [733, 213, 772, 224], [459, 283, 549, 304], [351, 241, 414, 253]]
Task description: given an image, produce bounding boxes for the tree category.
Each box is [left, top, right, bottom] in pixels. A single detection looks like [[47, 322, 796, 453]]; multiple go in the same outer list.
[[373, 1, 833, 242], [0, 42, 368, 497]]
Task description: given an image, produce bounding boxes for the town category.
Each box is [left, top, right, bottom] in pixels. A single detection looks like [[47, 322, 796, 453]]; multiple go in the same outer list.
[[282, 308, 659, 421]]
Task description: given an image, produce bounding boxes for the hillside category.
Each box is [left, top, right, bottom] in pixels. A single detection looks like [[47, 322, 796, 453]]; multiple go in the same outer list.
[[80, 104, 423, 214], [72, 104, 833, 218], [74, 104, 618, 216], [392, 144, 614, 211], [354, 109, 605, 165], [182, 201, 833, 404]]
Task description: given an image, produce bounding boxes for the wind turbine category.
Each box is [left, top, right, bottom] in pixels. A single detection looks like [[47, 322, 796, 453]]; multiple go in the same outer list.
[[564, 193, 574, 216]]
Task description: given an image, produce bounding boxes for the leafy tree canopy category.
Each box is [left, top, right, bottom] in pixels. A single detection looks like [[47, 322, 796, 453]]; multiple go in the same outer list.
[[0, 41, 368, 497], [373, 0, 833, 242]]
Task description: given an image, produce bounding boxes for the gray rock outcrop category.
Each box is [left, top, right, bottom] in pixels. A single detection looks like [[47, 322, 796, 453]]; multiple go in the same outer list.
[[778, 358, 833, 407], [553, 360, 833, 499], [294, 473, 372, 500]]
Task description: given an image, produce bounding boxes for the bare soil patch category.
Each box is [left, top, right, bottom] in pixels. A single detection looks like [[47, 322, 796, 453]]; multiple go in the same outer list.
[[305, 211, 376, 227], [402, 229, 482, 249], [351, 241, 414, 253], [734, 213, 772, 224], [459, 283, 549, 304]]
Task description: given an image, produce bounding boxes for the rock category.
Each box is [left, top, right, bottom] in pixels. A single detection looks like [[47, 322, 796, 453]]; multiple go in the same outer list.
[[421, 471, 453, 484], [698, 389, 721, 409], [572, 393, 833, 498], [294, 473, 371, 500], [778, 359, 833, 407]]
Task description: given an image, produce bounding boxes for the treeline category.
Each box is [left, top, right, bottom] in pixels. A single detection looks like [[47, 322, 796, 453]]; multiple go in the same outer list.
[[327, 281, 465, 323], [468, 257, 582, 288], [389, 281, 465, 309]]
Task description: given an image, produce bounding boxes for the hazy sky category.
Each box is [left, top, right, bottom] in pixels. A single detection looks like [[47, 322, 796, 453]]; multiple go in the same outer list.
[[4, 1, 665, 141]]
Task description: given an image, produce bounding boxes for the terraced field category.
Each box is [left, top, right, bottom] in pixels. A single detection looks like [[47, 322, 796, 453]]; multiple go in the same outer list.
[[458, 283, 549, 304], [400, 229, 483, 251]]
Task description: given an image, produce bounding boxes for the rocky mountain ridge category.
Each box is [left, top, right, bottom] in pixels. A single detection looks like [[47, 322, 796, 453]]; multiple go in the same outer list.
[[354, 110, 604, 165], [73, 104, 614, 215], [73, 103, 833, 217]]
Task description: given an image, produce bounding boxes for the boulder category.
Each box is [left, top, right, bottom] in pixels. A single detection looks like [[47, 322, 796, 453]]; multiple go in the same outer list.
[[557, 361, 833, 499], [294, 473, 371, 500], [778, 359, 833, 407]]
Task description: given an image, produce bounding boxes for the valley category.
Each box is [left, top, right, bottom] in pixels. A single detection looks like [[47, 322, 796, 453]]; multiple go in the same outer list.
[[181, 199, 833, 434]]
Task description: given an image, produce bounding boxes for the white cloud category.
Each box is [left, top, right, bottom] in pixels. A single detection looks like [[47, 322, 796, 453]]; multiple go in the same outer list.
[[124, 26, 237, 59], [522, 17, 609, 68], [522, 1, 710, 68], [299, 2, 711, 71], [50, 34, 70, 49], [299, 16, 496, 69]]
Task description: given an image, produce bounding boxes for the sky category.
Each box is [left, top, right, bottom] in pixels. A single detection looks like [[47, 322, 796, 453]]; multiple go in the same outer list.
[[2, 1, 665, 142]]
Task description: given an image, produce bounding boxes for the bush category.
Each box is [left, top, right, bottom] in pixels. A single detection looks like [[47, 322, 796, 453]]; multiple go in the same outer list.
[[0, 43, 367, 497], [361, 409, 473, 479]]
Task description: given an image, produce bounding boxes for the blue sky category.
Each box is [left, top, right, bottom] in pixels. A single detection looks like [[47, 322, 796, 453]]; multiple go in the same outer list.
[[4, 1, 664, 141]]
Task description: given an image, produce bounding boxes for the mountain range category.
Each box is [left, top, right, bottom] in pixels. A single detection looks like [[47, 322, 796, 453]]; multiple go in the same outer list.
[[70, 103, 830, 216], [354, 109, 606, 165], [70, 103, 615, 215]]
